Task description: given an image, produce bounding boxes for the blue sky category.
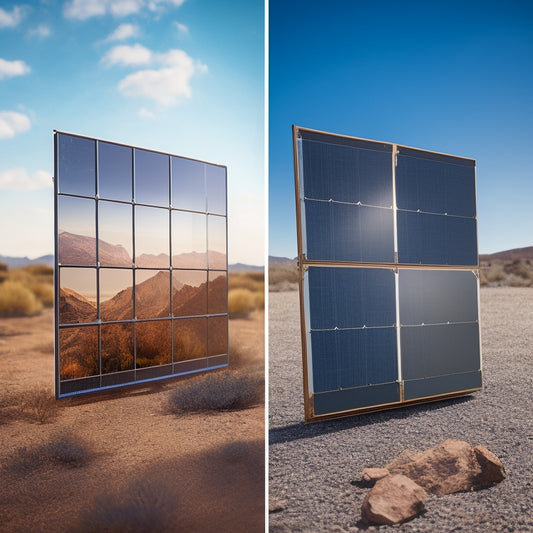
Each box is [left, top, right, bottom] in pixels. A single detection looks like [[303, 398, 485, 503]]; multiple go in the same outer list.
[[269, 0, 533, 258], [0, 0, 264, 265]]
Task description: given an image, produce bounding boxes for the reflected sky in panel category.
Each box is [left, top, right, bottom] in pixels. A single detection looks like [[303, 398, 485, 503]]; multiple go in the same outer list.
[[135, 149, 169, 207], [172, 210, 206, 268], [172, 156, 206, 212], [60, 267, 97, 302], [98, 141, 132, 202], [207, 215, 227, 269], [206, 164, 226, 215], [98, 201, 133, 266], [58, 133, 95, 197], [135, 206, 169, 267]]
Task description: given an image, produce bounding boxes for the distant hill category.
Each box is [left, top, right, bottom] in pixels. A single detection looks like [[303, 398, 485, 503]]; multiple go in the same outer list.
[[229, 263, 264, 272], [0, 254, 54, 269], [268, 256, 296, 264], [480, 246, 533, 263]]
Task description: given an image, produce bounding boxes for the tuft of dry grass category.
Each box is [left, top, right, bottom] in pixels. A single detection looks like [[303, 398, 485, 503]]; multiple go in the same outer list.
[[480, 260, 533, 287], [269, 261, 298, 291], [166, 369, 264, 414], [227, 271, 265, 318], [18, 385, 59, 424], [78, 480, 173, 533], [0, 280, 43, 317], [3, 432, 92, 474]]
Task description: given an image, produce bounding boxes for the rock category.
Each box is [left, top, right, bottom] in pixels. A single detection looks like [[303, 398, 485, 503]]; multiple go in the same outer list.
[[361, 474, 428, 525], [473, 445, 506, 487], [385, 439, 505, 495], [269, 499, 287, 513], [361, 467, 390, 485]]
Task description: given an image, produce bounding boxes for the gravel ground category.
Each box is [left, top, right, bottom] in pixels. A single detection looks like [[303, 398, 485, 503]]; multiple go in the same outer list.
[[269, 288, 533, 532]]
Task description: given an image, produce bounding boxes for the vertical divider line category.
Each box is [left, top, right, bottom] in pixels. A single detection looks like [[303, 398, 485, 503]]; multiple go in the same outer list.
[[95, 140, 102, 384], [392, 144, 403, 399], [132, 148, 137, 377], [168, 155, 174, 365]]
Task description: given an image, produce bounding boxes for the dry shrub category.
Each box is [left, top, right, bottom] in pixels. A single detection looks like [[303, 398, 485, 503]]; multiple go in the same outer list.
[[228, 271, 264, 292], [18, 385, 59, 423], [228, 288, 256, 318], [166, 369, 264, 413], [26, 279, 54, 307], [0, 279, 43, 317], [79, 480, 173, 533], [269, 261, 298, 291], [3, 432, 92, 475]]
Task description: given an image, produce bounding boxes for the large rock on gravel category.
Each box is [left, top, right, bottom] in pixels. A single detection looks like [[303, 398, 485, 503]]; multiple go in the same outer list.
[[361, 474, 427, 525], [385, 439, 505, 495]]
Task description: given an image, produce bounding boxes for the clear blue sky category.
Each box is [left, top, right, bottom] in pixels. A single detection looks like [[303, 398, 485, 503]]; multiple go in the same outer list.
[[0, 0, 264, 265], [269, 0, 533, 258]]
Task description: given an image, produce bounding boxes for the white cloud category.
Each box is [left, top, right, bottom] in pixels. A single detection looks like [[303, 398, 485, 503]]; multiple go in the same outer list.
[[138, 107, 155, 119], [117, 49, 206, 105], [28, 24, 52, 38], [64, 0, 186, 20], [0, 58, 31, 79], [105, 23, 139, 41], [0, 168, 51, 190], [102, 43, 152, 66], [173, 21, 188, 34], [0, 111, 31, 139], [0, 6, 23, 28]]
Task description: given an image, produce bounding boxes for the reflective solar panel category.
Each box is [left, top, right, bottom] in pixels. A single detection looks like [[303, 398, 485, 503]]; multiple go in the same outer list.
[[294, 126, 481, 422], [54, 131, 228, 397]]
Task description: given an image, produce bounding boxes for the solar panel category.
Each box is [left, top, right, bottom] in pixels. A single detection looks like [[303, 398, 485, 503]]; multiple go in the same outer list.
[[294, 126, 481, 422], [54, 131, 228, 397]]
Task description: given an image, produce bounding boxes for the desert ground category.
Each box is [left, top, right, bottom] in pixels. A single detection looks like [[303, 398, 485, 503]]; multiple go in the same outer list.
[[0, 307, 265, 532], [269, 288, 533, 532]]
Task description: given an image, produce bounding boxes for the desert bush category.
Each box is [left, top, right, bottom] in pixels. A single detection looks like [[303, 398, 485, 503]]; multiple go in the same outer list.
[[79, 480, 172, 533], [19, 385, 59, 423], [26, 279, 54, 307], [0, 279, 43, 317], [228, 271, 264, 292], [4, 432, 91, 474], [166, 370, 264, 413], [269, 261, 298, 290], [228, 288, 256, 318], [504, 259, 533, 280]]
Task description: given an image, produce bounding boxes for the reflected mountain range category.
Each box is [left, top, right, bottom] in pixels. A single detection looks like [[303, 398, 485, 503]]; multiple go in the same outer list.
[[58, 231, 225, 268], [59, 268, 227, 324]]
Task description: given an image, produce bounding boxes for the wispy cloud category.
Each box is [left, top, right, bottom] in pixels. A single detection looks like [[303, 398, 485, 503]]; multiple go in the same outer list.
[[115, 48, 207, 106], [0, 58, 31, 79], [102, 43, 152, 66], [64, 0, 186, 20], [105, 23, 139, 42], [173, 21, 188, 34], [0, 168, 51, 190], [28, 24, 52, 39], [0, 111, 31, 139], [138, 107, 155, 119], [0, 6, 23, 28]]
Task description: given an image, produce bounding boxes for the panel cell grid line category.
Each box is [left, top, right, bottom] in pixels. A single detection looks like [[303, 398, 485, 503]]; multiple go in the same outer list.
[[293, 125, 481, 422], [54, 131, 228, 398]]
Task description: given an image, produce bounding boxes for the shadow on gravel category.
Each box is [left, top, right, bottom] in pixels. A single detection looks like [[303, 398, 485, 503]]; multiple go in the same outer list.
[[269, 395, 473, 445]]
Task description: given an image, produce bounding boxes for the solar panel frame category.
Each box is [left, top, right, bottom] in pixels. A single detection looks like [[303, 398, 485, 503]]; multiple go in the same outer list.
[[54, 130, 229, 398], [293, 125, 482, 422]]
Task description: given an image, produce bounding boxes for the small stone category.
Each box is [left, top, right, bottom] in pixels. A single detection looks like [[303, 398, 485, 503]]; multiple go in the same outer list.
[[269, 499, 287, 513], [361, 474, 428, 525], [361, 467, 390, 485]]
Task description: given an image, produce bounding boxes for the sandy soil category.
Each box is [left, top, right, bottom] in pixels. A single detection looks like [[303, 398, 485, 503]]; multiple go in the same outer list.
[[0, 308, 265, 532], [269, 288, 533, 532]]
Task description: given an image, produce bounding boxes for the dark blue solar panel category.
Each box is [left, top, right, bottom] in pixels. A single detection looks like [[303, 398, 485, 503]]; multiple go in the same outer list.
[[302, 139, 393, 207], [401, 322, 480, 380], [399, 270, 479, 325], [396, 153, 476, 217], [304, 201, 394, 262], [308, 267, 395, 329], [311, 328, 397, 393], [397, 211, 477, 265]]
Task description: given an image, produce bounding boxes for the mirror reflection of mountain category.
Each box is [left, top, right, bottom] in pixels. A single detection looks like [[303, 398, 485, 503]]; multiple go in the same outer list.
[[58, 231, 224, 268], [59, 267, 227, 324]]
